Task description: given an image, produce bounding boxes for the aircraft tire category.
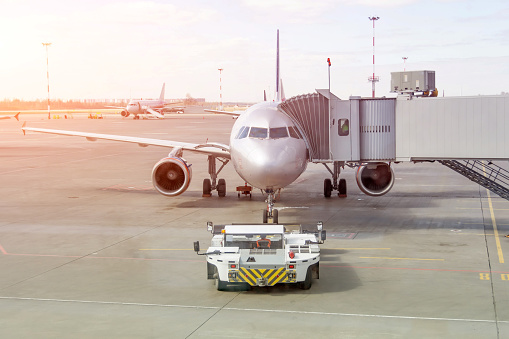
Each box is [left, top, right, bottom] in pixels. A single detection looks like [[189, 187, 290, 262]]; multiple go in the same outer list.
[[262, 210, 268, 223], [217, 179, 226, 197], [324, 179, 332, 198], [338, 178, 347, 197], [203, 179, 212, 196], [272, 209, 278, 224]]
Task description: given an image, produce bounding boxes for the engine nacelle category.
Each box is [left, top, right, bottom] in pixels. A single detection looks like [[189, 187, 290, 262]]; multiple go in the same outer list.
[[356, 162, 395, 197], [121, 110, 130, 117], [152, 157, 192, 196]]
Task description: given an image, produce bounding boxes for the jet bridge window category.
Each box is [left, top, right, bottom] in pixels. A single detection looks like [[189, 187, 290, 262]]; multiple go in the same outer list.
[[338, 119, 349, 136], [288, 126, 303, 139], [249, 127, 268, 139], [235, 126, 249, 139], [269, 127, 288, 139]]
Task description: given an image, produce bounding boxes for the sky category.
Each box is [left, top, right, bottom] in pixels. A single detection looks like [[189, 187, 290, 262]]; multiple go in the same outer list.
[[1, 0, 509, 102]]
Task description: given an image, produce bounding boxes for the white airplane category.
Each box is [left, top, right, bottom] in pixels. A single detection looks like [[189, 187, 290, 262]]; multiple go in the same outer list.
[[107, 83, 185, 119], [22, 31, 393, 223], [0, 112, 20, 121]]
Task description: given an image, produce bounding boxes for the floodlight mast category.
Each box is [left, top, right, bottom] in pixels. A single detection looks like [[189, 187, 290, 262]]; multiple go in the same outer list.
[[42, 42, 52, 119], [368, 17, 379, 98], [218, 68, 223, 110], [402, 56, 408, 71]]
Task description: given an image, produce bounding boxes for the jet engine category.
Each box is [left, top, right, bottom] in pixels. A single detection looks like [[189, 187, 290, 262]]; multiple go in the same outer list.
[[152, 157, 192, 196], [121, 110, 130, 117], [356, 162, 395, 196]]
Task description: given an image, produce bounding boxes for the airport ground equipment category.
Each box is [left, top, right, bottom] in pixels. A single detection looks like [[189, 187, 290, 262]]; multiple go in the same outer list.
[[194, 222, 326, 291], [278, 84, 509, 201]]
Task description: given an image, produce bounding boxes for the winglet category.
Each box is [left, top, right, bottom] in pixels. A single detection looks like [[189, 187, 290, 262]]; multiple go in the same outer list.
[[14, 112, 20, 121], [264, 90, 267, 102], [22, 121, 26, 135]]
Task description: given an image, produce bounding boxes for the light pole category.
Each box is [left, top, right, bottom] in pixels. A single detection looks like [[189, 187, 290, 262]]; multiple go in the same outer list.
[[368, 16, 379, 98], [402, 56, 408, 71], [42, 42, 52, 119], [218, 68, 223, 110]]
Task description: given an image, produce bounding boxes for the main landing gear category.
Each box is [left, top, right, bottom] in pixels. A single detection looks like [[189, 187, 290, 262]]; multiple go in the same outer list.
[[262, 190, 279, 224], [202, 155, 229, 197], [323, 161, 347, 198]]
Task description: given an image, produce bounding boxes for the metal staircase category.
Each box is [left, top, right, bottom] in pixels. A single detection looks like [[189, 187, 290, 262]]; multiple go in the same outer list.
[[438, 160, 509, 200]]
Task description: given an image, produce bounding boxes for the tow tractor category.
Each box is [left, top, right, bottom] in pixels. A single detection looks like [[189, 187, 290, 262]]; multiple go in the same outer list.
[[194, 221, 326, 290]]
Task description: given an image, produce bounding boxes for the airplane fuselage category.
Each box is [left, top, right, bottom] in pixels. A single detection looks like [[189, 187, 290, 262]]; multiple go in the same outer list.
[[229, 101, 308, 191], [126, 99, 165, 116]]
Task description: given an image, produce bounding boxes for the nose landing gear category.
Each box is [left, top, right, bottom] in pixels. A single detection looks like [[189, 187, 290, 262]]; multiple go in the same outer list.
[[262, 190, 279, 224]]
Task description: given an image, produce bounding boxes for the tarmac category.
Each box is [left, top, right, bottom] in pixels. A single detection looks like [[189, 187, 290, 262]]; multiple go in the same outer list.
[[1, 108, 508, 338]]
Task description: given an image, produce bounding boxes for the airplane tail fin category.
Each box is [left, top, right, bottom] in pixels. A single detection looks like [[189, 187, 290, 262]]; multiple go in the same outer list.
[[264, 90, 267, 101], [159, 83, 165, 101], [275, 29, 281, 102]]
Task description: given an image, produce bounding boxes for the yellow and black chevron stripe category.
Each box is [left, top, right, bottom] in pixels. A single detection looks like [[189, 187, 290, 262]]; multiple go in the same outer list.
[[229, 267, 295, 286]]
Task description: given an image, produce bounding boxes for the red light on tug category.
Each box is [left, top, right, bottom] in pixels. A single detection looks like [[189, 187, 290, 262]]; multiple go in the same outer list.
[[289, 251, 295, 259]]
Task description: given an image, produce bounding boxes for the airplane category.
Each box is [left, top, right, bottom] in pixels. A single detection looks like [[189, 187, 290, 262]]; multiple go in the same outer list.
[[22, 30, 393, 223], [0, 112, 20, 121], [106, 83, 185, 119]]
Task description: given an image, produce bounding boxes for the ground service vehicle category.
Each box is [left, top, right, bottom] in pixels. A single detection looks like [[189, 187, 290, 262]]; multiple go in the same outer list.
[[194, 222, 326, 291]]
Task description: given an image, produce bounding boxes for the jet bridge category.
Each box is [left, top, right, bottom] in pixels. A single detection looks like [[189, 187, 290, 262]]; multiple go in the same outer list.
[[278, 90, 509, 200]]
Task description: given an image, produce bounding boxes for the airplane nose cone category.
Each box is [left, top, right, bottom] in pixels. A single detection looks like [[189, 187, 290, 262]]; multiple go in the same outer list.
[[238, 144, 305, 190]]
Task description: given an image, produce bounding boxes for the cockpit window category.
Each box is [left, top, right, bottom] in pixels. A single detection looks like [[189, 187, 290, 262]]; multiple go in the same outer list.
[[236, 126, 249, 139], [269, 127, 288, 139], [288, 126, 303, 139], [249, 127, 268, 139]]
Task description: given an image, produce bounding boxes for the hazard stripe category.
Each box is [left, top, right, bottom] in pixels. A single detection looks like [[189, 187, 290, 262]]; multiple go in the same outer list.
[[235, 268, 289, 286], [267, 267, 286, 285]]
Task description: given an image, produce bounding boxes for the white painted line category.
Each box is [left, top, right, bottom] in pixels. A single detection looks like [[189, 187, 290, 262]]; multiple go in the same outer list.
[[0, 296, 506, 324]]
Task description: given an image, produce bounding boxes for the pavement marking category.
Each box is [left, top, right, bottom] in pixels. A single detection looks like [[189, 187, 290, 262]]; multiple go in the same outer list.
[[487, 189, 504, 264], [0, 296, 507, 324], [360, 257, 444, 261], [139, 249, 192, 251], [456, 208, 509, 211], [329, 248, 391, 250], [323, 264, 509, 274], [482, 164, 505, 264]]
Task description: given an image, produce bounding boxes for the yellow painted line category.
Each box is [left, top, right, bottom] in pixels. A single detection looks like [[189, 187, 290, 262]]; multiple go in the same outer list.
[[360, 257, 444, 261], [483, 163, 505, 264], [487, 190, 504, 264], [139, 249, 192, 251], [457, 207, 509, 211], [330, 248, 391, 250]]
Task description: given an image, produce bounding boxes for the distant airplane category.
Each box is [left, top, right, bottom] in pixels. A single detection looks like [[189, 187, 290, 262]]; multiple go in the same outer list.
[[0, 113, 20, 121], [107, 84, 185, 119]]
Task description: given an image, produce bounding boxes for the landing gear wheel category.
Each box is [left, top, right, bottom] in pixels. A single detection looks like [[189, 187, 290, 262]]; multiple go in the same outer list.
[[203, 179, 212, 196], [338, 178, 347, 197], [217, 178, 226, 197], [262, 210, 268, 223], [324, 179, 332, 198], [272, 209, 278, 224], [300, 266, 312, 290]]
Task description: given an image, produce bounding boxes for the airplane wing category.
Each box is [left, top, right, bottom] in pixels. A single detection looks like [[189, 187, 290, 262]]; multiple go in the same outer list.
[[22, 124, 230, 159], [146, 108, 165, 119], [104, 106, 126, 109], [204, 109, 242, 117]]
